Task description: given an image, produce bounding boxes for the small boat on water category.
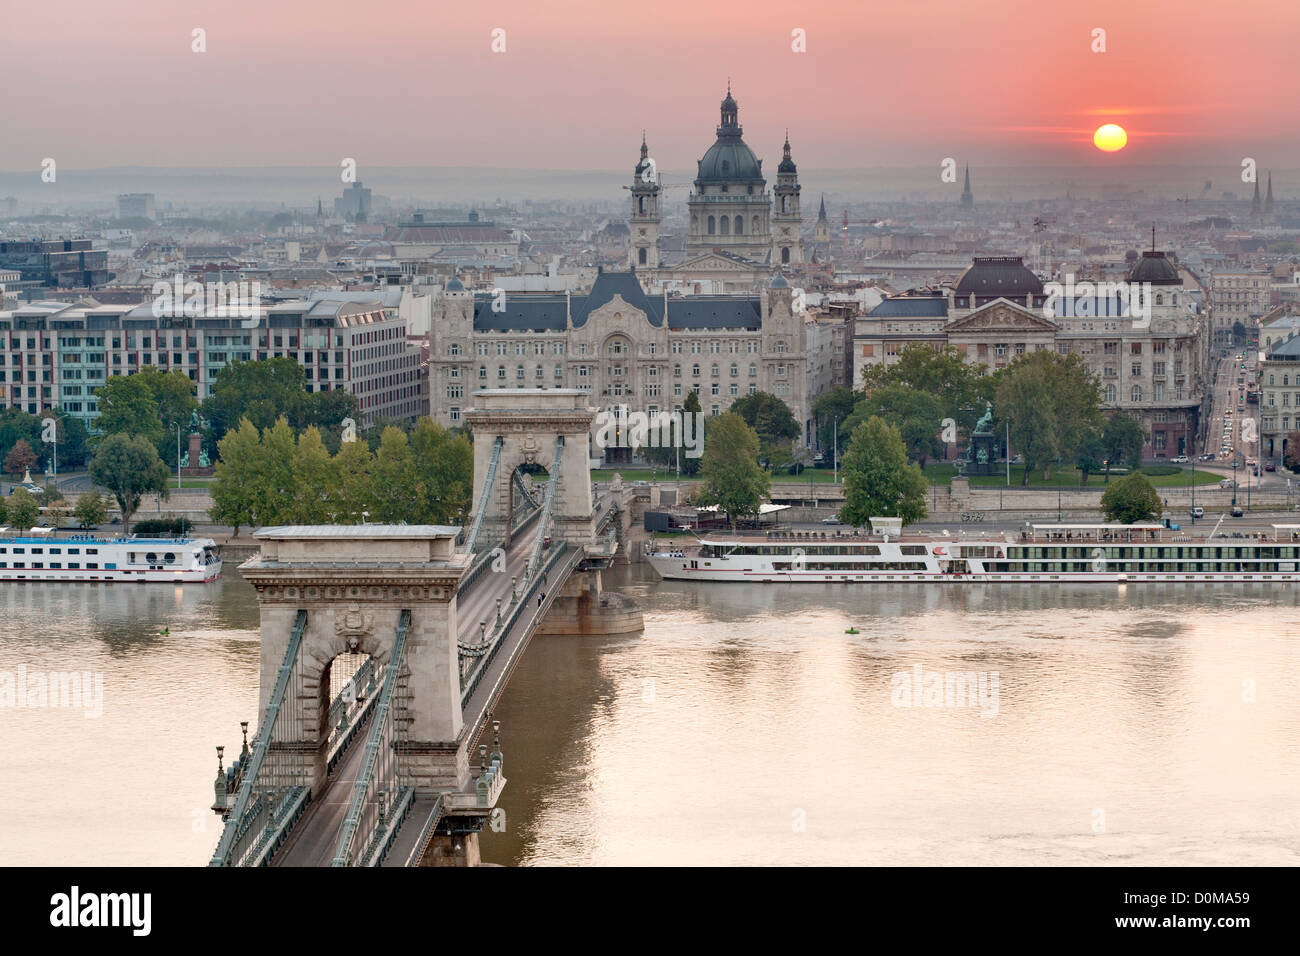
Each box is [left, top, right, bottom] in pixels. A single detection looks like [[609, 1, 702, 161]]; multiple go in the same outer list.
[[0, 528, 222, 583]]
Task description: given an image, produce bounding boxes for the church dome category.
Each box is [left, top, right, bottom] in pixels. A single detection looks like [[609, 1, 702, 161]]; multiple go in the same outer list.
[[1128, 250, 1181, 285], [695, 86, 764, 184], [445, 276, 464, 292], [770, 273, 789, 288], [697, 141, 763, 182], [953, 256, 1043, 297]]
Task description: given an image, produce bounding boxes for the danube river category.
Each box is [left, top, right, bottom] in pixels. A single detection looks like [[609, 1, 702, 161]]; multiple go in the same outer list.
[[1, 567, 1297, 866]]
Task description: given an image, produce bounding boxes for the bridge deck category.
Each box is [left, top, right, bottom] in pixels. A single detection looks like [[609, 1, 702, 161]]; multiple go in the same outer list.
[[269, 521, 578, 866]]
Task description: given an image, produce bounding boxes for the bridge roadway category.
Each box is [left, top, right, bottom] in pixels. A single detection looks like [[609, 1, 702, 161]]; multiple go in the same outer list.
[[271, 519, 581, 866]]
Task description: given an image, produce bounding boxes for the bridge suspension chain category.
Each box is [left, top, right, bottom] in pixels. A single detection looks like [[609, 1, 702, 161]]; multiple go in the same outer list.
[[463, 436, 504, 556], [210, 609, 308, 867], [331, 609, 413, 867], [523, 437, 565, 585]]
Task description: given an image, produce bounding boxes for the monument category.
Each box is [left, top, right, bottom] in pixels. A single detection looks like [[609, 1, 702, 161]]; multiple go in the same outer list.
[[961, 403, 1000, 476]]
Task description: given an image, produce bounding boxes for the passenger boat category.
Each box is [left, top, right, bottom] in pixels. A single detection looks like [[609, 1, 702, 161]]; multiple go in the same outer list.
[[0, 529, 223, 583], [647, 522, 1300, 584]]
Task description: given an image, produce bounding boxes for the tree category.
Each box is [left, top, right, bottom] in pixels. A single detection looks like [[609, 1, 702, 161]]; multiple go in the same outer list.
[[850, 385, 944, 470], [728, 391, 801, 469], [332, 438, 375, 522], [302, 390, 362, 453], [95, 374, 167, 453], [203, 357, 307, 444], [1232, 321, 1247, 345], [694, 413, 770, 527], [861, 343, 990, 433], [48, 410, 90, 470], [287, 426, 337, 524], [89, 433, 170, 535], [680, 390, 704, 477], [410, 419, 473, 524], [6, 487, 39, 530], [1100, 471, 1163, 523], [250, 419, 296, 527], [812, 386, 858, 455], [839, 416, 929, 527], [209, 419, 262, 535], [73, 490, 108, 529], [1102, 413, 1146, 480], [1075, 429, 1106, 485], [995, 351, 1103, 484], [370, 427, 419, 523], [4, 438, 37, 479]]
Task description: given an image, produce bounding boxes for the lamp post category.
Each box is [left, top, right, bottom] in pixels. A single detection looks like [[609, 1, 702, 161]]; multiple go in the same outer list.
[[175, 421, 183, 490]]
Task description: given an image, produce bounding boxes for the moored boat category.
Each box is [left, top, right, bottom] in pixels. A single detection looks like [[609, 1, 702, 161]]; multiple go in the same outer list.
[[0, 529, 223, 583], [647, 522, 1300, 584]]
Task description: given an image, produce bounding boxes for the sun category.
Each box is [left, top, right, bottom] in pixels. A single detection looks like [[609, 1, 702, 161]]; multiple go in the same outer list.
[[1093, 123, 1128, 152]]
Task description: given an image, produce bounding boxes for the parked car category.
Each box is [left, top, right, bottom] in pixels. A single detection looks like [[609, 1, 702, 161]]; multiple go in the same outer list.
[[822, 515, 842, 524], [1230, 506, 1244, 517], [1171, 455, 1189, 464], [1189, 506, 1205, 519], [1265, 462, 1276, 472]]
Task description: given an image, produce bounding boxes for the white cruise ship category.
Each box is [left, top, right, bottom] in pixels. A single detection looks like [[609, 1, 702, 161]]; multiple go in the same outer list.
[[0, 531, 222, 583], [647, 523, 1300, 584]]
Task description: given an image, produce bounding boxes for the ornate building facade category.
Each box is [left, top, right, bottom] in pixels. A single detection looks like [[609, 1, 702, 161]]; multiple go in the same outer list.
[[428, 270, 806, 462], [853, 254, 1212, 459]]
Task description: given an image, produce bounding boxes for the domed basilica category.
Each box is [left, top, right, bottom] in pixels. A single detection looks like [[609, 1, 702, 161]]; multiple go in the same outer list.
[[628, 86, 804, 287]]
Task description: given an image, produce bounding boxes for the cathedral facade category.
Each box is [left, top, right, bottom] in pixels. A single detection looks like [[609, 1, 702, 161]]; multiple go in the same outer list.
[[629, 87, 804, 285]]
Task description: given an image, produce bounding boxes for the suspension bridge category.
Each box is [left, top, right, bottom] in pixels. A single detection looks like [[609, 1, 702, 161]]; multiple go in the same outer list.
[[207, 389, 640, 867]]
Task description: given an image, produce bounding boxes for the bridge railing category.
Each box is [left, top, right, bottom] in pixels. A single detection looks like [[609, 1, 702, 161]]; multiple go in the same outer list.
[[210, 609, 308, 867], [331, 609, 413, 867], [326, 659, 381, 775]]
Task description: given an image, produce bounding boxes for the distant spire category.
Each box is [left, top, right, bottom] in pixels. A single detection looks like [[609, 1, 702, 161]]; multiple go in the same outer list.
[[960, 164, 974, 207], [1265, 171, 1275, 214], [1151, 223, 1156, 253], [1251, 178, 1262, 218], [817, 194, 827, 220]]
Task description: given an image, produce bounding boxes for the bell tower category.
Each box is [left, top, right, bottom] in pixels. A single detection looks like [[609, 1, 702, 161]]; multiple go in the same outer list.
[[772, 131, 803, 267], [628, 133, 661, 270]]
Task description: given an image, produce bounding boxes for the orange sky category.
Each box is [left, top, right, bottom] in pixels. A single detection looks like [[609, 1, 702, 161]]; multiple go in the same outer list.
[[5, 0, 1299, 171]]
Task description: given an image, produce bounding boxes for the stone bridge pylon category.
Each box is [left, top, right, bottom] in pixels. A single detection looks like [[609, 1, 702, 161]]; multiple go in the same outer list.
[[462, 388, 599, 550]]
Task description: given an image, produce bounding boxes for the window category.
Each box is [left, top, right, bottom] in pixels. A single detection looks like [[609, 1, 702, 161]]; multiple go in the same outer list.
[[449, 407, 460, 422], [749, 363, 757, 377], [1131, 385, 1143, 402]]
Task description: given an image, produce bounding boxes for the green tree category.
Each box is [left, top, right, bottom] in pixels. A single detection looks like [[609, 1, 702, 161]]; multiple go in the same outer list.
[[210, 419, 262, 535], [73, 490, 108, 529], [850, 384, 944, 470], [88, 433, 170, 535], [681, 390, 704, 477], [251, 419, 297, 527], [287, 426, 337, 524], [410, 418, 473, 523], [332, 438, 375, 522], [861, 343, 990, 432], [6, 487, 39, 530], [1285, 430, 1300, 474], [4, 438, 37, 479], [370, 427, 419, 523], [302, 390, 363, 453], [1075, 429, 1106, 485], [694, 413, 770, 527], [995, 351, 1103, 485], [1100, 471, 1163, 523], [0, 408, 41, 469], [839, 416, 929, 527], [812, 385, 858, 455], [48, 409, 90, 470], [730, 391, 801, 470], [203, 357, 307, 444], [1102, 412, 1146, 480], [95, 374, 167, 452]]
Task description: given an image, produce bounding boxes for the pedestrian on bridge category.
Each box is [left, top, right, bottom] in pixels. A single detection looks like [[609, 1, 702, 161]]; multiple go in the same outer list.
[[537, 591, 545, 608]]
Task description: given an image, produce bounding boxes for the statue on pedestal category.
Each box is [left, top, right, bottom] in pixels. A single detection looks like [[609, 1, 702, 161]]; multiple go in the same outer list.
[[961, 402, 999, 475]]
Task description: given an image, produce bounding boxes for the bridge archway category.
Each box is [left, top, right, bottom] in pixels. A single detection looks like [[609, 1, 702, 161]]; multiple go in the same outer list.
[[463, 389, 597, 550]]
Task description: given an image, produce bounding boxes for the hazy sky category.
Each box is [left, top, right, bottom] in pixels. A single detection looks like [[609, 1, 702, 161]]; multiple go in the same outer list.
[[6, 0, 1299, 174]]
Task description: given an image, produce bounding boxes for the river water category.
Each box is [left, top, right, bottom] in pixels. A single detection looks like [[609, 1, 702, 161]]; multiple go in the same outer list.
[[1, 567, 1297, 865]]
